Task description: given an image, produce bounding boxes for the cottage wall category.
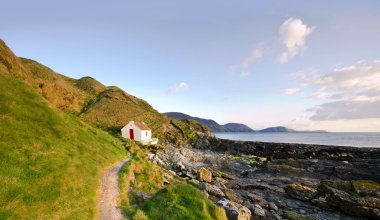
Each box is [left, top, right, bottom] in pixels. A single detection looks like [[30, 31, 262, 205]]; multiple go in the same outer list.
[[121, 122, 152, 142], [139, 130, 151, 141]]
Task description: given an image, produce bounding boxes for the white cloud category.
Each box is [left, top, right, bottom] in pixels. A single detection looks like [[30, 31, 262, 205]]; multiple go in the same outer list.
[[167, 82, 189, 94], [286, 60, 380, 121], [239, 47, 264, 69], [230, 44, 264, 77], [278, 18, 315, 63], [284, 87, 302, 95]]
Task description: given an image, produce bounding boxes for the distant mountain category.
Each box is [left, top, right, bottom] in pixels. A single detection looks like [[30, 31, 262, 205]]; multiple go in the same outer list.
[[223, 123, 254, 132], [257, 126, 296, 132], [257, 126, 327, 133], [163, 112, 225, 131], [163, 112, 327, 133], [163, 112, 254, 132]]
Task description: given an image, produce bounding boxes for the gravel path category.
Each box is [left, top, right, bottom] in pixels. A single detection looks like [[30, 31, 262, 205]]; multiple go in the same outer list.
[[98, 157, 131, 220]]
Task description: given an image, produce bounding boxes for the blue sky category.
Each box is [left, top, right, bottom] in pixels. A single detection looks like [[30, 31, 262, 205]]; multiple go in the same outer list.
[[1, 0, 380, 131]]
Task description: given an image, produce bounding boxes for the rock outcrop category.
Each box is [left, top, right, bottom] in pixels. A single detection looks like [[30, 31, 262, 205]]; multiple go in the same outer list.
[[284, 183, 317, 201], [198, 167, 212, 183], [312, 180, 380, 219]]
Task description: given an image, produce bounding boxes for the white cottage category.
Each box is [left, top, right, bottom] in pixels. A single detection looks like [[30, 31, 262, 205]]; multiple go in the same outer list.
[[121, 121, 158, 145]]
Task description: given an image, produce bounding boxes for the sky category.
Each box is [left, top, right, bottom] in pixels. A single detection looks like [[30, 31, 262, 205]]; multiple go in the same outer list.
[[1, 0, 380, 132]]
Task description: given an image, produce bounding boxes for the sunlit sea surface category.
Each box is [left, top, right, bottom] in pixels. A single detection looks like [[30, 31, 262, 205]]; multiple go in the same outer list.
[[213, 132, 380, 148]]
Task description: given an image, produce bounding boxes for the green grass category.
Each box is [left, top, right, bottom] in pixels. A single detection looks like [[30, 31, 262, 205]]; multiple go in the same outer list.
[[134, 184, 227, 220], [0, 75, 126, 219]]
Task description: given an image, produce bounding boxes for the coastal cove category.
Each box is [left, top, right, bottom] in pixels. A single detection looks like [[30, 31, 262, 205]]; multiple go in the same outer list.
[[214, 132, 380, 148]]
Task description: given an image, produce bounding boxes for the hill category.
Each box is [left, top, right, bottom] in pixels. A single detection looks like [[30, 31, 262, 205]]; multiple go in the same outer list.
[[163, 112, 254, 132], [0, 39, 212, 219], [0, 74, 126, 219], [223, 123, 254, 132], [257, 126, 296, 132], [164, 112, 225, 131], [1, 39, 207, 144]]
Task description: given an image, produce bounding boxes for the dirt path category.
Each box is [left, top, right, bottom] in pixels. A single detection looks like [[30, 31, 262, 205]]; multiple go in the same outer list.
[[98, 157, 131, 220]]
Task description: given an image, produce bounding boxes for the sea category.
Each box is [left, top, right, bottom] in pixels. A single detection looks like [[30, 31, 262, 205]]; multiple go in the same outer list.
[[213, 132, 380, 148]]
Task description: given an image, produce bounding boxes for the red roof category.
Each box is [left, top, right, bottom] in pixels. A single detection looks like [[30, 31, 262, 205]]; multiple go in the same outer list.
[[134, 121, 151, 130]]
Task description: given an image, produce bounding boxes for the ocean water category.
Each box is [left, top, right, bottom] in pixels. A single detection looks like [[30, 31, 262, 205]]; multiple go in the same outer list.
[[213, 132, 380, 148]]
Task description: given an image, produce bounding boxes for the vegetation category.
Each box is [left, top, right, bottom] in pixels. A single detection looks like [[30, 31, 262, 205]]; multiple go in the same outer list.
[[134, 184, 227, 220], [223, 154, 267, 166], [0, 75, 127, 219]]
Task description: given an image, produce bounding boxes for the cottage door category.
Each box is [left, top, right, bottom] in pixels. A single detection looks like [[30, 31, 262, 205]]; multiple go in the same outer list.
[[129, 129, 134, 140]]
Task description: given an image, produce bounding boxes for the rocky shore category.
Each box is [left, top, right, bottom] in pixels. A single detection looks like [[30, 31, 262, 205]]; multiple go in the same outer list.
[[149, 135, 380, 220]]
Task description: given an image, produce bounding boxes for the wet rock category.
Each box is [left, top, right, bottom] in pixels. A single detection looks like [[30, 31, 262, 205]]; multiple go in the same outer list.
[[199, 182, 225, 198], [284, 183, 317, 201], [217, 199, 251, 220], [198, 167, 212, 183]]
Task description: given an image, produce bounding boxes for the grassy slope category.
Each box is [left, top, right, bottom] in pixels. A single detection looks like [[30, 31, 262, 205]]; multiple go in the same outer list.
[[1, 39, 208, 145], [0, 75, 126, 219]]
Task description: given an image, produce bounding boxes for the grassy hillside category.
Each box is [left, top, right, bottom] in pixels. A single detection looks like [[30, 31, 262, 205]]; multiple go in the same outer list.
[[1, 40, 209, 146], [0, 74, 127, 219], [78, 86, 168, 135]]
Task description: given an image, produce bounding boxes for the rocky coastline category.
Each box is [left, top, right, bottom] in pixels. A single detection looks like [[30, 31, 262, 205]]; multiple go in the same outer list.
[[148, 135, 380, 220]]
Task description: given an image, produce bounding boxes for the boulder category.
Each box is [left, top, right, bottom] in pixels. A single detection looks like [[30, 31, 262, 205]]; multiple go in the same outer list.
[[284, 183, 317, 201], [223, 189, 243, 204], [199, 182, 225, 198], [215, 177, 229, 185], [189, 179, 200, 186], [217, 199, 251, 220], [251, 204, 266, 217], [174, 161, 186, 171], [221, 172, 236, 180], [198, 167, 212, 183], [268, 202, 278, 211]]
